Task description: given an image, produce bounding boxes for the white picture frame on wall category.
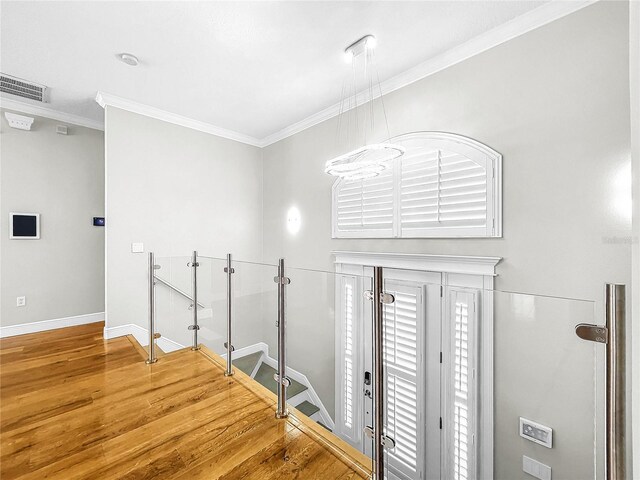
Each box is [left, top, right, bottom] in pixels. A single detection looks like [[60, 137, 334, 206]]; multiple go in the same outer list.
[[9, 212, 40, 240]]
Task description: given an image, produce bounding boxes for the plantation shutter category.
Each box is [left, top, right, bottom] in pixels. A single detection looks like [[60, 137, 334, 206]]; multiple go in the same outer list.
[[332, 132, 501, 239], [400, 150, 490, 237], [383, 282, 424, 480], [333, 169, 395, 237], [336, 275, 360, 445], [444, 288, 478, 480]]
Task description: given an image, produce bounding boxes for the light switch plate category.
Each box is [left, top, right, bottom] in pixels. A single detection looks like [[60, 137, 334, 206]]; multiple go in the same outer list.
[[523, 455, 551, 480], [131, 243, 144, 253], [520, 417, 552, 448]]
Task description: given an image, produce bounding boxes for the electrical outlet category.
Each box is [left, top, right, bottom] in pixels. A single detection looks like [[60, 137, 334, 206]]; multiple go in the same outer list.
[[131, 243, 144, 253], [520, 417, 552, 448], [16, 296, 26, 307]]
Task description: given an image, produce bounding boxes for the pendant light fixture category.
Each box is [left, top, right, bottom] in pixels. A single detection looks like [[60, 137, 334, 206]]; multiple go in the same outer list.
[[325, 35, 404, 180]]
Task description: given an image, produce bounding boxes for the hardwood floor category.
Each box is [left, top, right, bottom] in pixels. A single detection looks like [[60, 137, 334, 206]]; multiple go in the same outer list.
[[0, 323, 371, 479]]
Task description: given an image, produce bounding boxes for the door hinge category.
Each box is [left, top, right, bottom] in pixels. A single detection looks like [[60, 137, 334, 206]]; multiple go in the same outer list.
[[439, 417, 442, 430], [439, 352, 442, 364], [440, 285, 443, 297]]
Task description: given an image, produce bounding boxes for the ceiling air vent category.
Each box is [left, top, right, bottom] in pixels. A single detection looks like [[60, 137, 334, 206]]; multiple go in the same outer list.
[[0, 74, 47, 102]]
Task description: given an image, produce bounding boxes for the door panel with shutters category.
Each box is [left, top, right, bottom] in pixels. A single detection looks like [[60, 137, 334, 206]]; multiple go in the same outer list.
[[383, 282, 426, 480], [360, 270, 441, 480], [335, 265, 485, 480]]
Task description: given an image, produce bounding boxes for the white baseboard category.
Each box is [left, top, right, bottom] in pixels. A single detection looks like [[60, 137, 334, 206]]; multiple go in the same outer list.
[[0, 312, 104, 338], [103, 323, 148, 346], [103, 323, 186, 353]]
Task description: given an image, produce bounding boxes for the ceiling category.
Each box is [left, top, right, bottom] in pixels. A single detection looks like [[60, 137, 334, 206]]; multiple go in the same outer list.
[[1, 1, 558, 142]]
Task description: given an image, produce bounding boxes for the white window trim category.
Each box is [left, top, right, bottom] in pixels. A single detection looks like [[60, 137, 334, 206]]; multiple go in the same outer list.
[[333, 251, 500, 480], [332, 131, 503, 239]]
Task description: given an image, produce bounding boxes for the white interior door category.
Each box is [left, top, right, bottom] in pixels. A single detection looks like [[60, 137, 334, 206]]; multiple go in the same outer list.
[[382, 281, 425, 480]]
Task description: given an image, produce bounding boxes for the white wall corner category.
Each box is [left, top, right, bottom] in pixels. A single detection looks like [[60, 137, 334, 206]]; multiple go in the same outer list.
[[102, 323, 186, 353], [0, 312, 104, 338], [103, 323, 148, 346]]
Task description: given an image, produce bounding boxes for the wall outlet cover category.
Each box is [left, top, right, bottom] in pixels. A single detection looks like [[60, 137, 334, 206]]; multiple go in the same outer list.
[[520, 417, 552, 448], [16, 296, 26, 307]]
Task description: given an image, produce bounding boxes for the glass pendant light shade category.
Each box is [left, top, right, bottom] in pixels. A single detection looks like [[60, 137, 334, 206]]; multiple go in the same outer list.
[[325, 35, 404, 180], [324, 143, 405, 178]]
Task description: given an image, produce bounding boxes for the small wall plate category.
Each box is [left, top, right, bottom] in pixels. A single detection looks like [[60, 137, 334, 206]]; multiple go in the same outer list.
[[520, 417, 552, 448], [4, 112, 34, 131]]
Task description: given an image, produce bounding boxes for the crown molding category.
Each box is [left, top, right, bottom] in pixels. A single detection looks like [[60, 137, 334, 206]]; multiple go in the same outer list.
[[95, 92, 262, 147], [259, 0, 598, 147], [0, 96, 104, 131]]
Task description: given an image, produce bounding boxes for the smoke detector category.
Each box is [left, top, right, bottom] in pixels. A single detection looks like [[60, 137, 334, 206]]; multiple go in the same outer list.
[[0, 74, 47, 102], [118, 53, 139, 66], [4, 112, 34, 131]]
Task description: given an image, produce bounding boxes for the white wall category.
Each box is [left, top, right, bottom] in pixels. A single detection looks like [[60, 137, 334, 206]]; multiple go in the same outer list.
[[104, 106, 263, 335], [262, 2, 631, 304], [261, 2, 632, 479], [0, 110, 105, 328]]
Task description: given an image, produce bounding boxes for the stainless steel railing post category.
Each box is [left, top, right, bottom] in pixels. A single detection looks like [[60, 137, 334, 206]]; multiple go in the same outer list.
[[606, 283, 626, 480], [224, 253, 235, 376], [275, 258, 290, 419], [188, 250, 200, 351], [575, 283, 627, 480], [372, 266, 385, 480], [146, 252, 157, 364]]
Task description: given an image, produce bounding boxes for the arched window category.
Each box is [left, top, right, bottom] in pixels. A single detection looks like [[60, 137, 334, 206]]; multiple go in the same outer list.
[[332, 132, 502, 238]]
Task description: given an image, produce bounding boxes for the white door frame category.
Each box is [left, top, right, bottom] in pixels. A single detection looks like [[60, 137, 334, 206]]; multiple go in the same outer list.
[[333, 251, 501, 480]]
